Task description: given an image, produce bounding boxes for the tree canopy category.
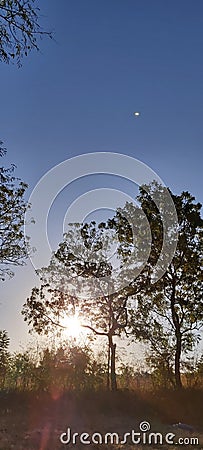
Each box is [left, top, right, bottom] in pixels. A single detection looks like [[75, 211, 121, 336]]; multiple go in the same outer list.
[[22, 221, 139, 390], [129, 187, 203, 388], [0, 0, 52, 66], [22, 183, 203, 390], [0, 142, 30, 280]]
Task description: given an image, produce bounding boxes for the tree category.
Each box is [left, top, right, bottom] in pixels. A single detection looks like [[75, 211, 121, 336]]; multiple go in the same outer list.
[[130, 186, 203, 388], [145, 333, 175, 388], [0, 329, 10, 389], [0, 143, 30, 280], [22, 220, 145, 391], [8, 349, 37, 390], [0, 0, 52, 66]]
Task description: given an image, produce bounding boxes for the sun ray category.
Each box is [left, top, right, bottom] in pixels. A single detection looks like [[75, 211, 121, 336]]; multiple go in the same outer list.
[[61, 314, 82, 338]]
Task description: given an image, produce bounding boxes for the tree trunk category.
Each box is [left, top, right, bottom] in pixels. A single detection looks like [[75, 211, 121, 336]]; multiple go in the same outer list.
[[106, 342, 110, 390], [108, 335, 117, 391], [171, 288, 182, 389], [175, 331, 182, 388]]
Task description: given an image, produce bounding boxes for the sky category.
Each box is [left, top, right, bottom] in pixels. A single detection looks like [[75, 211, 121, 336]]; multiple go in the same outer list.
[[0, 0, 203, 352]]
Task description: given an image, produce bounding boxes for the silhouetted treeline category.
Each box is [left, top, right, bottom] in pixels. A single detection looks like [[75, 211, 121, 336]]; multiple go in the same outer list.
[[1, 333, 203, 393]]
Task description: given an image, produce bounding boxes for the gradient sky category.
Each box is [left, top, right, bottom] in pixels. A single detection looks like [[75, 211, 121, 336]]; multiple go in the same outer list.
[[0, 0, 203, 351]]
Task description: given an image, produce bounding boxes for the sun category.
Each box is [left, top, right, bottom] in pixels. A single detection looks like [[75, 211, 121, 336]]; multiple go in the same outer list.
[[61, 314, 82, 338]]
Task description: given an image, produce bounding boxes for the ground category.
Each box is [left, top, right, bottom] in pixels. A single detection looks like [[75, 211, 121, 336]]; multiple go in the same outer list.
[[0, 389, 203, 449]]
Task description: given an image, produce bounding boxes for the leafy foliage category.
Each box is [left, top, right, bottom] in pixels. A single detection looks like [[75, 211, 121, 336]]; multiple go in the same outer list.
[[3, 341, 108, 392], [22, 220, 143, 390], [22, 184, 203, 390], [0, 143, 30, 280], [0, 0, 52, 66], [130, 186, 203, 387]]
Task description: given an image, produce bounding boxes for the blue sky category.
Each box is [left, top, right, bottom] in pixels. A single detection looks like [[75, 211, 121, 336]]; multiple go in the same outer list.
[[0, 0, 203, 351]]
